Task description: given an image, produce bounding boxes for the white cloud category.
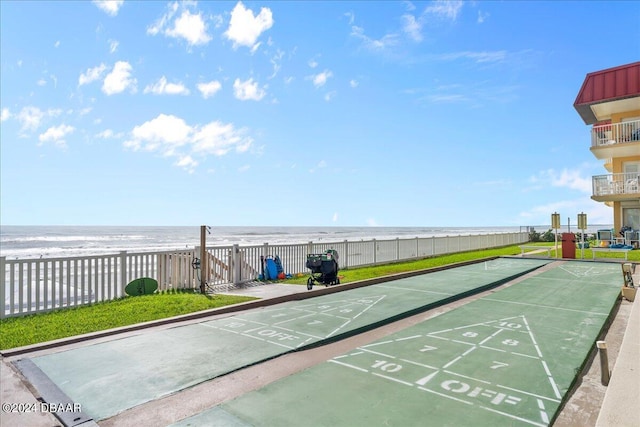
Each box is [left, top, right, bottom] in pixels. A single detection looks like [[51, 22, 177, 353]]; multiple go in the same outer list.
[[233, 78, 266, 101], [176, 155, 198, 173], [309, 160, 327, 173], [79, 63, 107, 86], [192, 121, 252, 155], [350, 26, 399, 51], [536, 168, 592, 193], [238, 164, 250, 173], [37, 78, 47, 86], [435, 51, 507, 64], [123, 114, 253, 172], [350, 79, 359, 88], [166, 9, 211, 45], [144, 76, 190, 95], [332, 212, 339, 222], [148, 2, 213, 47], [308, 70, 333, 88], [269, 49, 284, 79], [102, 61, 136, 95], [424, 0, 463, 20], [96, 129, 114, 138], [1, 108, 10, 122], [197, 80, 222, 98], [344, 12, 354, 25], [402, 14, 423, 42], [477, 11, 489, 24], [16, 106, 45, 132], [93, 0, 124, 16], [366, 218, 379, 226], [38, 124, 74, 148], [54, 40, 60, 48], [324, 91, 337, 102], [109, 39, 119, 53], [224, 1, 273, 50], [308, 59, 318, 69]]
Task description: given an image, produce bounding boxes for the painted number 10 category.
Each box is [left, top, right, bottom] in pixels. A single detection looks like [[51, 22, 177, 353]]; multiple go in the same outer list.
[[372, 360, 403, 373]]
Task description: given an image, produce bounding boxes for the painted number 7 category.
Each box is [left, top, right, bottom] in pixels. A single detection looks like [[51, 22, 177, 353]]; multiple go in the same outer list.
[[490, 361, 509, 370]]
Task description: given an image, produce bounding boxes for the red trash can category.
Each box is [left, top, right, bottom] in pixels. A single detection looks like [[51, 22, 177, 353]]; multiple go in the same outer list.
[[562, 233, 576, 259]]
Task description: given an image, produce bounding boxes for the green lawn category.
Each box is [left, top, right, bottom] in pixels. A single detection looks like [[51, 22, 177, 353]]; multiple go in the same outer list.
[[2, 243, 637, 350], [0, 291, 256, 350]]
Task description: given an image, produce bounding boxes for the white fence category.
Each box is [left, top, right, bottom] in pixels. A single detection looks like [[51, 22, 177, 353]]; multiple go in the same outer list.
[[1, 232, 528, 318]]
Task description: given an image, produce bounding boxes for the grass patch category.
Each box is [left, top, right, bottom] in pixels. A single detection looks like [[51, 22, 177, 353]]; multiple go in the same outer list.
[[285, 245, 524, 285], [0, 290, 256, 350]]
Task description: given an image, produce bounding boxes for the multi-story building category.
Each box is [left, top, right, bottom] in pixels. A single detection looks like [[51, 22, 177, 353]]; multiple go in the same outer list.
[[574, 61, 640, 242]]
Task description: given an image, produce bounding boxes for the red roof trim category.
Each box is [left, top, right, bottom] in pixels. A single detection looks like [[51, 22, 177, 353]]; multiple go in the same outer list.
[[573, 62, 640, 124]]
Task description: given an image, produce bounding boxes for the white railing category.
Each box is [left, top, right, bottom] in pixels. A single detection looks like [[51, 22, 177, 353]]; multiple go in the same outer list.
[[1, 232, 528, 318], [592, 173, 640, 197], [592, 120, 640, 147]]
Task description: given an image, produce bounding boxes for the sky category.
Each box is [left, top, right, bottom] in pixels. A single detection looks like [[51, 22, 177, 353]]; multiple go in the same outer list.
[[1, 1, 639, 227]]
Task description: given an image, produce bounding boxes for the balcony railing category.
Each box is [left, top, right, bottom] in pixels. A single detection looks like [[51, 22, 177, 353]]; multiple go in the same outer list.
[[592, 173, 640, 198], [592, 119, 640, 147]]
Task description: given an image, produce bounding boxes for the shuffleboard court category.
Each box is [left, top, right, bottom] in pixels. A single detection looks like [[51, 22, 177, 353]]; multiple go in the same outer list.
[[16, 258, 548, 421], [193, 261, 623, 427]]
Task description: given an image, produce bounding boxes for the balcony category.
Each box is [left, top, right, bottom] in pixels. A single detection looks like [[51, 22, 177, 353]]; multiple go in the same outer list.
[[591, 119, 640, 159], [592, 173, 640, 202]]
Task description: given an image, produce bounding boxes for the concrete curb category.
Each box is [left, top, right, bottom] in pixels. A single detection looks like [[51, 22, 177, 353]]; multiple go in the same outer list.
[[595, 294, 640, 427]]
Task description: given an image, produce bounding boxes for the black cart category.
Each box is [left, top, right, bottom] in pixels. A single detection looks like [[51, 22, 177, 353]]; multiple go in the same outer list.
[[305, 249, 340, 290]]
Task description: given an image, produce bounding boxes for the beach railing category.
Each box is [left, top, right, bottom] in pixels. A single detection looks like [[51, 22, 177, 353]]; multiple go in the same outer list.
[[1, 231, 528, 318]]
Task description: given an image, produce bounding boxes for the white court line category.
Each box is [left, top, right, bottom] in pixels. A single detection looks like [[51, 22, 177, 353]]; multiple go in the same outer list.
[[399, 359, 439, 370], [480, 345, 507, 353], [496, 384, 560, 403], [443, 370, 491, 385], [522, 317, 544, 358], [372, 372, 414, 386], [537, 399, 550, 424], [443, 356, 462, 369], [273, 312, 316, 325], [452, 339, 475, 346], [328, 359, 369, 373], [417, 386, 473, 405], [512, 352, 539, 359], [542, 361, 562, 398], [482, 298, 610, 316], [462, 347, 477, 356], [480, 406, 546, 427], [203, 318, 323, 340], [375, 284, 454, 296], [395, 335, 422, 342], [326, 295, 386, 337], [479, 329, 503, 345], [361, 340, 394, 348], [359, 348, 397, 359]]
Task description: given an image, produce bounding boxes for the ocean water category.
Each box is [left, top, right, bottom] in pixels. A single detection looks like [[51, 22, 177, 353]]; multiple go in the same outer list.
[[0, 224, 610, 260]]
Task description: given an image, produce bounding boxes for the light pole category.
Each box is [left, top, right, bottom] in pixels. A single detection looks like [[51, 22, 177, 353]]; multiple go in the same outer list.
[[552, 212, 560, 258], [578, 213, 587, 259]]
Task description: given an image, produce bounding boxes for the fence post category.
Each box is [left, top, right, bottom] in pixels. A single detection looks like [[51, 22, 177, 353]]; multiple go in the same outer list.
[[119, 251, 127, 294], [0, 256, 5, 319], [373, 239, 377, 265], [396, 238, 400, 261], [343, 240, 349, 269], [307, 241, 313, 255], [233, 244, 241, 284]]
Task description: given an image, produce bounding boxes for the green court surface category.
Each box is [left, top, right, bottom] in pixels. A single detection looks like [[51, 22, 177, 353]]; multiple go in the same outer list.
[[184, 261, 623, 427], [19, 258, 547, 421]]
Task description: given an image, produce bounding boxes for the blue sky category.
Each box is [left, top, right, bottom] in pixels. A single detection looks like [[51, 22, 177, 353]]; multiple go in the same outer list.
[[1, 1, 638, 227]]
